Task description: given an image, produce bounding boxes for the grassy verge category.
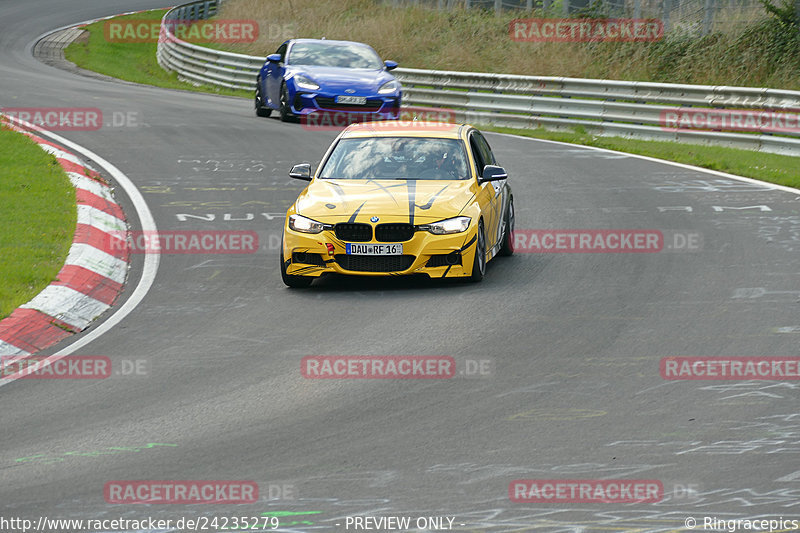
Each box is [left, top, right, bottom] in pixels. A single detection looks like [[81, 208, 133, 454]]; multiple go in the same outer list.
[[489, 126, 800, 189], [0, 126, 77, 319], [64, 9, 250, 98]]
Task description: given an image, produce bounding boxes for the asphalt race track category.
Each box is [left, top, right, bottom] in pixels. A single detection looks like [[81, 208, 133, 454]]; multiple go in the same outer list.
[[1, 1, 799, 531]]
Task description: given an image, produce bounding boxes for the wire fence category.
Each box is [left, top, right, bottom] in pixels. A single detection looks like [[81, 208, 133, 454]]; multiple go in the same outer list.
[[384, 0, 771, 35]]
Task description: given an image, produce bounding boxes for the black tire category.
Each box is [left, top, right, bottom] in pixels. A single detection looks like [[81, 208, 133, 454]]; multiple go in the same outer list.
[[255, 82, 272, 117], [498, 196, 515, 257], [279, 82, 293, 122], [469, 221, 486, 282], [280, 250, 313, 288]]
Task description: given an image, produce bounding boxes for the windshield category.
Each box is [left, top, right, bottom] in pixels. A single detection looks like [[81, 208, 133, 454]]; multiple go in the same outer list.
[[319, 137, 470, 180], [287, 42, 383, 69]]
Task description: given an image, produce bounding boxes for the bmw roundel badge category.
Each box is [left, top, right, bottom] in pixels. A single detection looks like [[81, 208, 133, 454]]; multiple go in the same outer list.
[[370, 216, 379, 223]]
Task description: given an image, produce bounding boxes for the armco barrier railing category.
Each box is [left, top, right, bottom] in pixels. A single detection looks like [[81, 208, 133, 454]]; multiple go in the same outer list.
[[156, 0, 800, 156]]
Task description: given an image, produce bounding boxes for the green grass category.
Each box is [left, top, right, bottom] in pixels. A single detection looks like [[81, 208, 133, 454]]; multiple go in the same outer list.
[[0, 126, 77, 319], [64, 9, 250, 98], [490, 126, 800, 189]]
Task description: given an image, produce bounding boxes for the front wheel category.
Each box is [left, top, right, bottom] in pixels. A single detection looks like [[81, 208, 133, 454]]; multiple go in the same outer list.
[[469, 221, 486, 282], [498, 197, 515, 256], [255, 82, 272, 117], [279, 83, 293, 122], [280, 249, 313, 288]]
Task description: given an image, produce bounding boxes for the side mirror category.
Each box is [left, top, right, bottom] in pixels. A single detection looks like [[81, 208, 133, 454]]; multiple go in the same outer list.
[[384, 60, 398, 71], [478, 165, 508, 183], [289, 163, 312, 181], [266, 53, 282, 63]]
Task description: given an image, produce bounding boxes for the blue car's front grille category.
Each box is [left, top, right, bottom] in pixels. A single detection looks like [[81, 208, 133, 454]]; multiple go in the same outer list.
[[315, 97, 383, 112]]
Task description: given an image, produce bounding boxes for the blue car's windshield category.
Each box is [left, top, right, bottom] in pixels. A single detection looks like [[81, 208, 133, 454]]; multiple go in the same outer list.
[[319, 137, 470, 181], [287, 42, 383, 69]]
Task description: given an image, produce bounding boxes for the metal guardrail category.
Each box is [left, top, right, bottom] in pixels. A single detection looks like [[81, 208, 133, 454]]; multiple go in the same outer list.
[[156, 0, 800, 156]]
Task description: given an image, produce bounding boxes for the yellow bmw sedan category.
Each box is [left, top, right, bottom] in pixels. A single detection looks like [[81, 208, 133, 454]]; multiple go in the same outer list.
[[280, 122, 514, 287]]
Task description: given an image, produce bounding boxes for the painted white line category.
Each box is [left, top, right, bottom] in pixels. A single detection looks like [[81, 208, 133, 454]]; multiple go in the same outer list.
[[0, 116, 159, 389], [20, 285, 109, 331], [492, 132, 800, 196], [64, 243, 128, 284]]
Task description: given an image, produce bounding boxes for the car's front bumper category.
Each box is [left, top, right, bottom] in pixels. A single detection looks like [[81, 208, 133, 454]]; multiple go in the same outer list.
[[291, 91, 401, 120], [282, 223, 478, 279]]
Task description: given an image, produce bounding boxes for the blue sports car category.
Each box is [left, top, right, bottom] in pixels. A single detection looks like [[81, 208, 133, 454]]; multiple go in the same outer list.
[[255, 39, 402, 122]]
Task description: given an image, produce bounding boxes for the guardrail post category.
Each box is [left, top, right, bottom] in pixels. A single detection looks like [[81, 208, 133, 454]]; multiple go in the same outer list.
[[562, 0, 569, 15], [662, 0, 670, 33], [495, 0, 501, 13], [703, 0, 714, 35], [633, 0, 641, 19]]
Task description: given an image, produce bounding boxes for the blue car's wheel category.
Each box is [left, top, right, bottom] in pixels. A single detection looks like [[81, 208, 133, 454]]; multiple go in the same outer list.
[[279, 82, 293, 122], [255, 82, 271, 118]]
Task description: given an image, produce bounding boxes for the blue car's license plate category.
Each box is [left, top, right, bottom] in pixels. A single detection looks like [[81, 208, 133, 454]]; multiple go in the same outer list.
[[346, 243, 403, 255], [336, 95, 367, 105]]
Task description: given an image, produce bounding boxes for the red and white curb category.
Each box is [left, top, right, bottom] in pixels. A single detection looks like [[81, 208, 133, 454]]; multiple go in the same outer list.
[[0, 122, 129, 356]]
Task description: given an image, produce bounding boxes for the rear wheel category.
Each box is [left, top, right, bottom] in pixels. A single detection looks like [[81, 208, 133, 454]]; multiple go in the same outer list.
[[498, 197, 515, 257], [280, 248, 313, 288], [255, 82, 271, 117], [469, 221, 486, 282]]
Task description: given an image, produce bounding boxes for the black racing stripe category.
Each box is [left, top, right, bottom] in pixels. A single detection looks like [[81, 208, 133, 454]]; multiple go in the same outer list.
[[442, 264, 453, 278], [348, 200, 368, 223], [416, 183, 450, 211], [407, 180, 416, 226]]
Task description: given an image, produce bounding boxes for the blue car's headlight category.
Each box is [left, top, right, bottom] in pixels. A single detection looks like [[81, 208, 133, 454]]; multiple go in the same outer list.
[[294, 75, 320, 91], [378, 80, 400, 95]]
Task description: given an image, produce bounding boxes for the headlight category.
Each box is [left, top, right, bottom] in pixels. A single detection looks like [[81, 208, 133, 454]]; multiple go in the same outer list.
[[289, 214, 325, 234], [378, 80, 400, 94], [422, 216, 471, 235], [294, 75, 319, 91]]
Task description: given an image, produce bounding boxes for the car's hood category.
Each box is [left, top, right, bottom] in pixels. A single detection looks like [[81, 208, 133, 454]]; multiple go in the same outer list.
[[295, 179, 476, 224], [287, 66, 394, 93]]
